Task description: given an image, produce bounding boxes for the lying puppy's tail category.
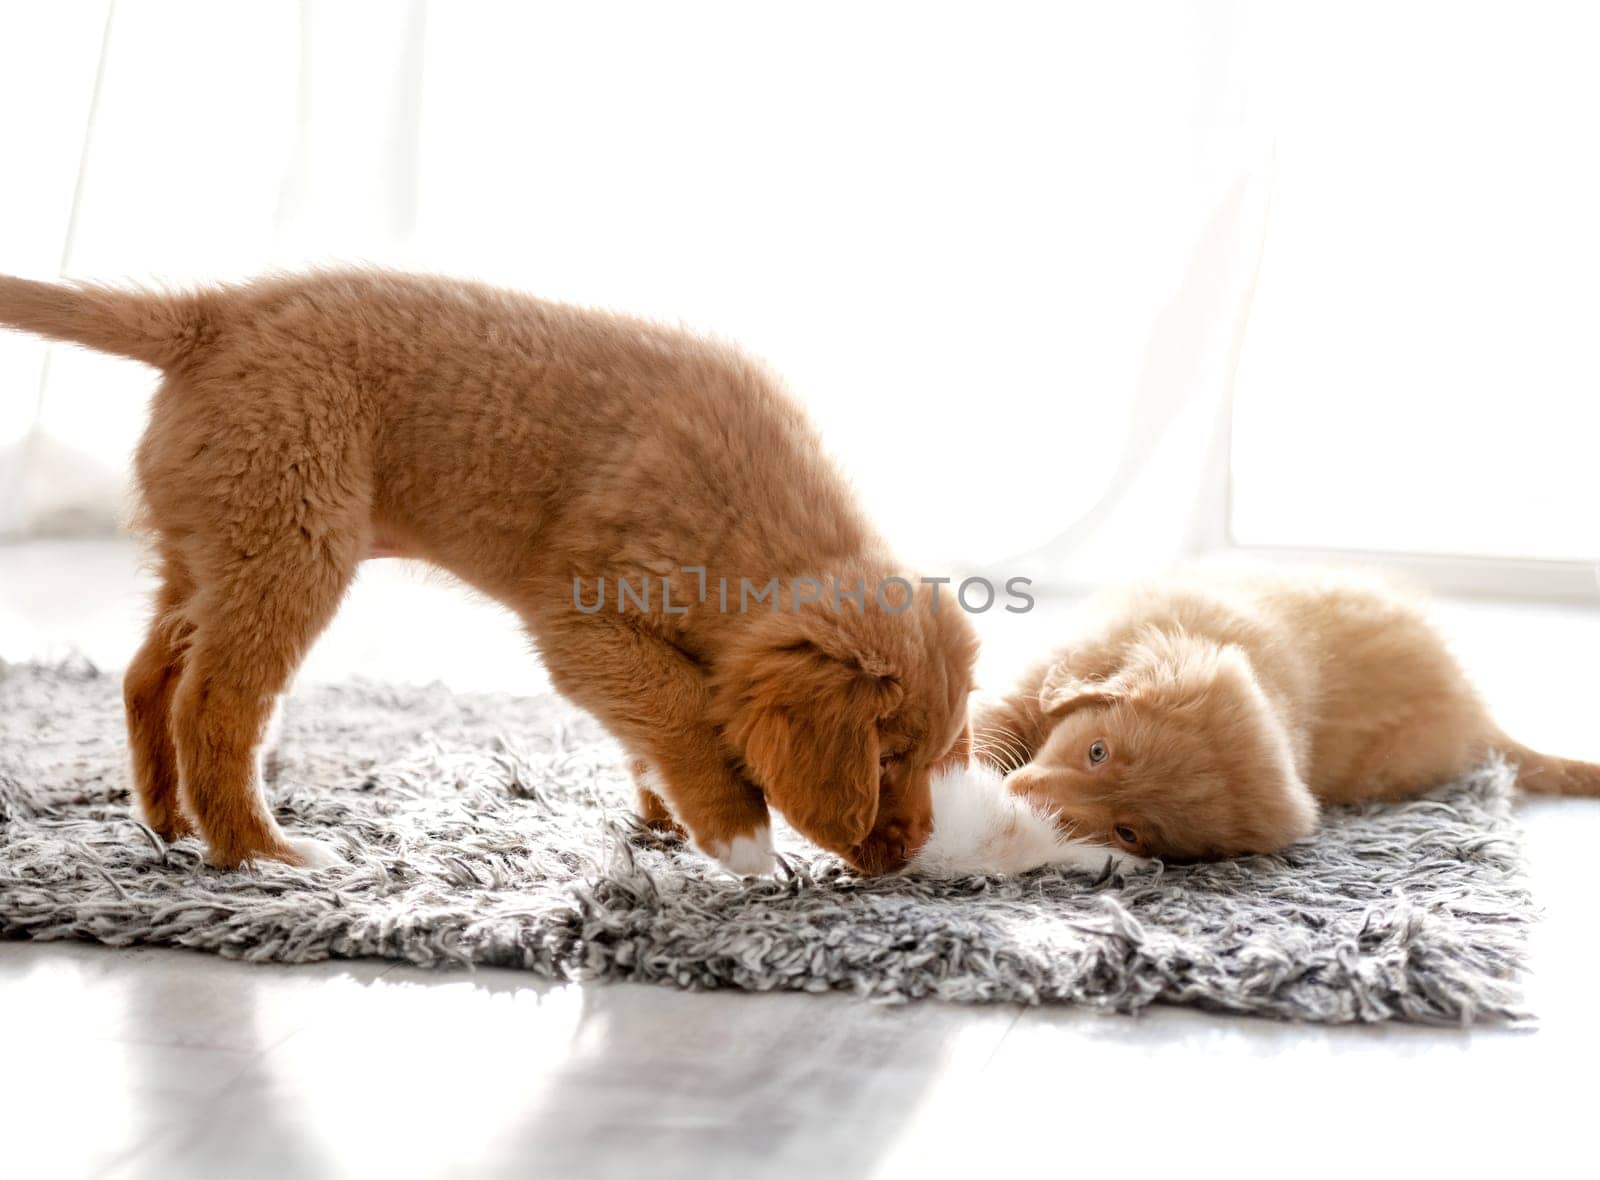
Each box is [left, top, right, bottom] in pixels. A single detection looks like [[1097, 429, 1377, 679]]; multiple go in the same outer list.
[[0, 274, 216, 370], [1501, 737, 1600, 797]]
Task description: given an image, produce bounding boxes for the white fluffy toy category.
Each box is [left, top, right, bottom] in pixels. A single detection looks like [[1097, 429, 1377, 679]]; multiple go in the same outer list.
[[908, 761, 1148, 879]]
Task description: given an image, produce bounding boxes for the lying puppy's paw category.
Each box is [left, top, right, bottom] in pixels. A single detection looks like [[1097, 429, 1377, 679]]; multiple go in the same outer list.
[[1094, 845, 1152, 875], [283, 836, 347, 872], [700, 826, 776, 877]]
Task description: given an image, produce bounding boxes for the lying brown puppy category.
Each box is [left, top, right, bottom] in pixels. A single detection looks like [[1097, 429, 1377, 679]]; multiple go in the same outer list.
[[0, 269, 976, 875], [976, 568, 1599, 861]]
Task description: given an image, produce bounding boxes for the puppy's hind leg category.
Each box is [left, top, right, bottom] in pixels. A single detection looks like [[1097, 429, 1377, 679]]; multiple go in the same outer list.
[[123, 541, 196, 841], [629, 757, 687, 838], [170, 532, 360, 871], [1327, 698, 1498, 804]]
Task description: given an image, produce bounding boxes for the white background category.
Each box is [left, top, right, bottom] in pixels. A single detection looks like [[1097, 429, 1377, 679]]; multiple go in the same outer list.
[[0, 1, 1594, 583]]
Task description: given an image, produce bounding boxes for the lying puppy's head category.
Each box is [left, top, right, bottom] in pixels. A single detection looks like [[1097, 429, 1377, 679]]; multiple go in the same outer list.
[[715, 580, 977, 874], [1004, 630, 1316, 861]]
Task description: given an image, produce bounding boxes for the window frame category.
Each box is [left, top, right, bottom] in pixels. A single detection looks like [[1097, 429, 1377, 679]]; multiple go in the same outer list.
[[1212, 394, 1599, 603]]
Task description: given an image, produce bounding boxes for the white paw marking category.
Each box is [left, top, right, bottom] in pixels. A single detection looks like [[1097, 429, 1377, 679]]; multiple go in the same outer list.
[[702, 826, 776, 877], [285, 836, 345, 871]]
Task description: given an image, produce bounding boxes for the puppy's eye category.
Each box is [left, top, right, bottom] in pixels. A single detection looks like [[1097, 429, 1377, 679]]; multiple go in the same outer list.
[[1113, 824, 1139, 846], [1088, 740, 1109, 765]]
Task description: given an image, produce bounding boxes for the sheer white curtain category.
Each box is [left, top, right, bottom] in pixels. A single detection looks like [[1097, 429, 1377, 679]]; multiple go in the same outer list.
[[1229, 1, 1600, 569], [0, 0, 425, 535], [1, 1, 1259, 590]]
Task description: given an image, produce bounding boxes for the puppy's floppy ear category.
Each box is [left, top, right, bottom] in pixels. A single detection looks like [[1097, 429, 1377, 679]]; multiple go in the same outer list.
[[1038, 662, 1122, 718], [1038, 625, 1206, 717], [723, 640, 904, 856]]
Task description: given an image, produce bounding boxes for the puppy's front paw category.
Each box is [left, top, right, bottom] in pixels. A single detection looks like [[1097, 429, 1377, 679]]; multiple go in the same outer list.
[[283, 836, 346, 872], [700, 826, 776, 878]]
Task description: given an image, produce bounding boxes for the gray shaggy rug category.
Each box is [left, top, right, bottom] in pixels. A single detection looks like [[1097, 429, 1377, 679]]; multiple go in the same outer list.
[[0, 659, 1532, 1024]]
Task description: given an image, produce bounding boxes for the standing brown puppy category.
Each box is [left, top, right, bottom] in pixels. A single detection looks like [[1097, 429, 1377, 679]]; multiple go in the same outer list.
[[0, 270, 976, 876], [976, 569, 1599, 861]]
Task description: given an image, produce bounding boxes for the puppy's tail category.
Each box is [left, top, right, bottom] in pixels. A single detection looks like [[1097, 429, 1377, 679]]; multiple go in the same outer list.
[[1500, 737, 1600, 797], [0, 274, 216, 370]]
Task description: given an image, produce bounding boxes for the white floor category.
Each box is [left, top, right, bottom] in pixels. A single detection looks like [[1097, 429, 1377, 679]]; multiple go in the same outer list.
[[2, 539, 1599, 1180]]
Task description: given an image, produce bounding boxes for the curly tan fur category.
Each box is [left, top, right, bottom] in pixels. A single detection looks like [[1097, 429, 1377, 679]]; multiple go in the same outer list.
[[977, 569, 1600, 861], [0, 269, 977, 874]]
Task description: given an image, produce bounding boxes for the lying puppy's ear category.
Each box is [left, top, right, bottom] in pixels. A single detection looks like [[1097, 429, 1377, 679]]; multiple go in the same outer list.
[[1039, 626, 1208, 717], [1038, 663, 1122, 717], [723, 640, 904, 857]]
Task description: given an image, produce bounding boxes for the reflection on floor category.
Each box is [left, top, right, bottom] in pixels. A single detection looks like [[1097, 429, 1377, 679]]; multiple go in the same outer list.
[[2, 540, 1597, 1179]]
